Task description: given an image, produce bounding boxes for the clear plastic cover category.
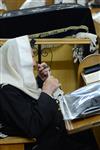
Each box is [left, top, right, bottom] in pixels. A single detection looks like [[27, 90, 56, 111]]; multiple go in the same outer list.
[[55, 82, 100, 120]]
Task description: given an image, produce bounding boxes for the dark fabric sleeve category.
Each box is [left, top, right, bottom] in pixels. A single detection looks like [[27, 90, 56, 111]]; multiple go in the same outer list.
[[36, 75, 44, 88], [0, 85, 59, 138]]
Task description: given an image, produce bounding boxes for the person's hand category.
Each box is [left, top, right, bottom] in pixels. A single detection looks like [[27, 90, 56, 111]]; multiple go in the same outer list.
[[42, 75, 61, 96], [37, 62, 51, 81]]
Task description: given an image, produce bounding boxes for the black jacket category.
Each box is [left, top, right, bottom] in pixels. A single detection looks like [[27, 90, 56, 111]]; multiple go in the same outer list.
[[0, 81, 98, 150]]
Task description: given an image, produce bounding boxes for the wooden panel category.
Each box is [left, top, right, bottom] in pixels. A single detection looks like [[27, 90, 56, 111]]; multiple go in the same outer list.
[[4, 0, 25, 10], [0, 144, 24, 150], [0, 137, 35, 144], [45, 0, 54, 5], [0, 137, 36, 150], [34, 44, 78, 93]]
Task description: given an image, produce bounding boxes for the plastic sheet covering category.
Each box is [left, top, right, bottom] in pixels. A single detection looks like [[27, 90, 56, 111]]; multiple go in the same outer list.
[[53, 82, 100, 120]]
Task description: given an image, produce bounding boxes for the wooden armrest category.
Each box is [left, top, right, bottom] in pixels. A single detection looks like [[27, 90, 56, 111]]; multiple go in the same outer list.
[[0, 136, 36, 144]]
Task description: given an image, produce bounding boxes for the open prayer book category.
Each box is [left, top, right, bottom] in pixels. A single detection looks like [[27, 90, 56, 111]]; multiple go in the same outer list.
[[53, 82, 100, 120]]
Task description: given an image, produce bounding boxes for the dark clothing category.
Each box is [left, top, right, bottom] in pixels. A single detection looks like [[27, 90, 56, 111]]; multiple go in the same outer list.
[[0, 84, 59, 138], [0, 84, 99, 150]]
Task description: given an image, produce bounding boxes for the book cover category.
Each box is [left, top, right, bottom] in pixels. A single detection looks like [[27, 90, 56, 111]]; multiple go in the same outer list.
[[81, 70, 100, 85]]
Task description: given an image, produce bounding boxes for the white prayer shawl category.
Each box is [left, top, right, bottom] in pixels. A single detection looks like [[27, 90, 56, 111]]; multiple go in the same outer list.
[[0, 35, 41, 99]]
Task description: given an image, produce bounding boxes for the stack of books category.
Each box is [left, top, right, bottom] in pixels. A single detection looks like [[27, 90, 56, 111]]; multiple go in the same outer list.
[[81, 64, 100, 85]]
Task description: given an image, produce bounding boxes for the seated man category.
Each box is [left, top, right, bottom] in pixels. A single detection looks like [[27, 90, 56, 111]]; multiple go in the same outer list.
[[0, 35, 99, 150]]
